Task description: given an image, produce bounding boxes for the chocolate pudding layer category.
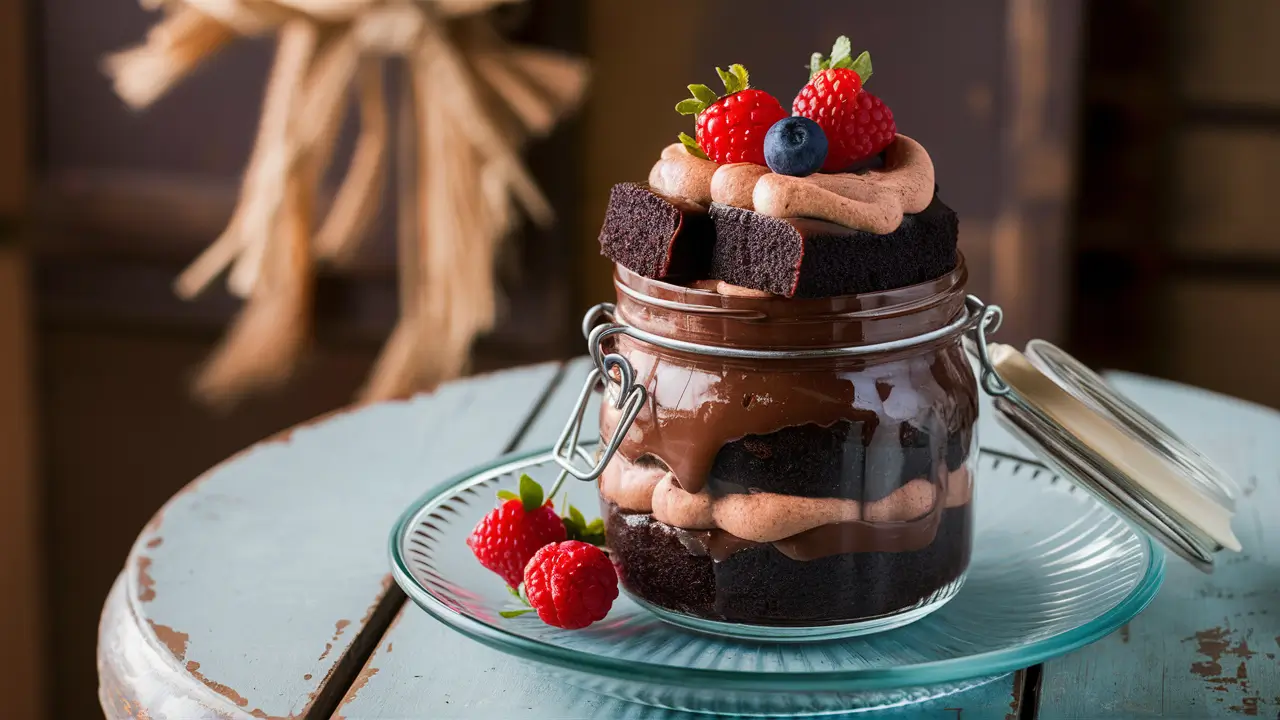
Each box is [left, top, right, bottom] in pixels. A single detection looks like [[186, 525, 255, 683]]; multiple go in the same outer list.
[[605, 501, 972, 625]]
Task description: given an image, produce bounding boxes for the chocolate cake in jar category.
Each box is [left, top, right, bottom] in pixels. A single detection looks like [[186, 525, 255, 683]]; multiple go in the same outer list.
[[586, 38, 980, 635]]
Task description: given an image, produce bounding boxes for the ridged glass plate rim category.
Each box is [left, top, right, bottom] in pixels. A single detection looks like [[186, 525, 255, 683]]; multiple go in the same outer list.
[[390, 446, 1166, 693]]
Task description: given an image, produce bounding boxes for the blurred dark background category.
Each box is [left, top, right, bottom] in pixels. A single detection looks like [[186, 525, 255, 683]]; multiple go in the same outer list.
[[2, 0, 1278, 717]]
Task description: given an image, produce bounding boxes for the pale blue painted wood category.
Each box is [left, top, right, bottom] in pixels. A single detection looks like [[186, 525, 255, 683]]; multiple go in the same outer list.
[[111, 363, 562, 718], [1036, 372, 1280, 719], [335, 358, 1034, 719]]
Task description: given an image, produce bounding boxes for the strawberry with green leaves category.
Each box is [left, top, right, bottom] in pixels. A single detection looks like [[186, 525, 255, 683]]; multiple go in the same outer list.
[[466, 474, 567, 588], [676, 63, 788, 166], [467, 474, 608, 590], [793, 36, 896, 171]]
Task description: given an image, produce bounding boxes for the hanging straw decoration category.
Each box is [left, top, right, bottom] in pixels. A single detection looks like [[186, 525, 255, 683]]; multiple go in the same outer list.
[[105, 0, 588, 404]]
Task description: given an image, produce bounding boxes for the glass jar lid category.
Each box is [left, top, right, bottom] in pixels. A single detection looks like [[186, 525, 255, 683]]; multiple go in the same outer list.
[[975, 331, 1242, 573]]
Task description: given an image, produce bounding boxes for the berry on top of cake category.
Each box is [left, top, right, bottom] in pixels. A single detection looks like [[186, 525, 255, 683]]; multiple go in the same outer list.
[[793, 36, 896, 172], [598, 35, 958, 298], [675, 64, 788, 166]]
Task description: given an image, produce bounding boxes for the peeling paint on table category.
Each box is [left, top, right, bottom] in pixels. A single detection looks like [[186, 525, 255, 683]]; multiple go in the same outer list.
[[1036, 374, 1280, 719], [96, 363, 563, 719]]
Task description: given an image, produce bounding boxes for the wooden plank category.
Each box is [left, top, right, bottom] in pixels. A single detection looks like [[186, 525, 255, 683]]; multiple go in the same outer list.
[[0, 0, 25, 217], [1172, 129, 1280, 260], [1038, 372, 1280, 719], [0, 247, 44, 720], [1180, 0, 1280, 107], [97, 362, 563, 719], [335, 357, 1034, 719], [1164, 280, 1280, 410]]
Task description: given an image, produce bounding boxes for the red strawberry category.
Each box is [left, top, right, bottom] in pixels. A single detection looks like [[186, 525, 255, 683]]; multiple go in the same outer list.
[[793, 37, 896, 171], [522, 541, 618, 629], [676, 64, 788, 166], [467, 474, 566, 588]]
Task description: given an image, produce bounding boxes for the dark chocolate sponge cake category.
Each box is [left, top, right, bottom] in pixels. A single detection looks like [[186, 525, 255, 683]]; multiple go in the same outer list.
[[598, 182, 713, 281], [606, 502, 972, 625], [709, 192, 959, 298], [708, 417, 973, 502]]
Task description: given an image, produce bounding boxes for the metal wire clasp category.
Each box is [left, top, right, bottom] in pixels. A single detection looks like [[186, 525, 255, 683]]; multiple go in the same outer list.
[[552, 303, 646, 482], [963, 295, 1012, 398]]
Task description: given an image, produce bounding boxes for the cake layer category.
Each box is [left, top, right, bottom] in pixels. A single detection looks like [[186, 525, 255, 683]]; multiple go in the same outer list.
[[709, 419, 973, 502], [604, 502, 972, 625], [709, 192, 958, 298], [598, 182, 713, 281]]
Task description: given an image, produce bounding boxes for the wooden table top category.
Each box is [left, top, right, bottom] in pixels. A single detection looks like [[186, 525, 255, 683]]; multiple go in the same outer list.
[[97, 358, 1280, 719]]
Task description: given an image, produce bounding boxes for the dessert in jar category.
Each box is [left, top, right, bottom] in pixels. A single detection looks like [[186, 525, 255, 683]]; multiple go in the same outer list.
[[589, 38, 979, 634]]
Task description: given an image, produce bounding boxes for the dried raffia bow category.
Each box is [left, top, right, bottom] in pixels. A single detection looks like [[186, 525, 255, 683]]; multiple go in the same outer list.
[[105, 0, 588, 404]]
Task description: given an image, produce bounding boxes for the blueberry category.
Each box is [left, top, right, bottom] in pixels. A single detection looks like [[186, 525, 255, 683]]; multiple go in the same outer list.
[[764, 117, 828, 177]]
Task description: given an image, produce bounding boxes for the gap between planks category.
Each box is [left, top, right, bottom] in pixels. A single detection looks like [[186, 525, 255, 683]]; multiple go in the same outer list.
[[1013, 664, 1044, 719], [302, 360, 572, 719]]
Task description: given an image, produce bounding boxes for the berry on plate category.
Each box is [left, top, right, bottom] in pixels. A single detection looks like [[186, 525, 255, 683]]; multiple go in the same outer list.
[[764, 116, 828, 177], [792, 36, 896, 172], [676, 63, 788, 166], [516, 540, 619, 629], [466, 474, 566, 588]]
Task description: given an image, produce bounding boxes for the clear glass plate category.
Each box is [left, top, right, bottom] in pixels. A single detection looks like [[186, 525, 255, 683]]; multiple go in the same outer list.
[[390, 447, 1164, 716]]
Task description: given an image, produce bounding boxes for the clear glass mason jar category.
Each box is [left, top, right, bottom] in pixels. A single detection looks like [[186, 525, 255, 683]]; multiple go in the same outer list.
[[593, 260, 980, 637]]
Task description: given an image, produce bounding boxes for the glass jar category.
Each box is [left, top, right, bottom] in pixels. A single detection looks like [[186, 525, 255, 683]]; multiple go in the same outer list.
[[584, 260, 980, 638]]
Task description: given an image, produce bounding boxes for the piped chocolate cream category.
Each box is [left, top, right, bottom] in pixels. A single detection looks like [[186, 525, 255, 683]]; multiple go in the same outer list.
[[650, 134, 935, 234]]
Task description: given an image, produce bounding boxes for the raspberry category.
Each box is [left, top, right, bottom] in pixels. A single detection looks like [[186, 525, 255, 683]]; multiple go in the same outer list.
[[523, 541, 618, 629], [794, 38, 895, 171], [675, 64, 788, 166], [467, 478, 566, 588]]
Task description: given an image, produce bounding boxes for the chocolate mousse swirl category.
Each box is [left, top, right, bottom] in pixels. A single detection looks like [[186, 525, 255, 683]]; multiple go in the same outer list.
[[648, 134, 935, 234]]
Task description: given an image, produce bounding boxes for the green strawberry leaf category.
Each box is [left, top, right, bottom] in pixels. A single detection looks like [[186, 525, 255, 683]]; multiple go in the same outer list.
[[500, 608, 535, 618], [518, 473, 544, 513], [497, 490, 518, 502], [678, 132, 709, 160], [850, 50, 873, 84], [829, 35, 852, 68], [809, 52, 826, 78], [507, 584, 522, 599], [688, 83, 719, 105], [715, 66, 738, 94], [675, 98, 705, 115], [569, 505, 587, 530], [586, 518, 604, 534], [730, 63, 749, 91]]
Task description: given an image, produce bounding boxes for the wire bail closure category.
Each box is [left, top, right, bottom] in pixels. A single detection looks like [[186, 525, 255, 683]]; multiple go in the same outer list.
[[552, 295, 1005, 484]]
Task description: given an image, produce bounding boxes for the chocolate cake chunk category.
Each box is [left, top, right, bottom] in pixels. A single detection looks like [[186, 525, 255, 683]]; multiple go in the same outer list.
[[606, 503, 971, 625], [708, 419, 973, 502], [603, 502, 716, 615], [710, 192, 959, 298], [598, 182, 714, 281]]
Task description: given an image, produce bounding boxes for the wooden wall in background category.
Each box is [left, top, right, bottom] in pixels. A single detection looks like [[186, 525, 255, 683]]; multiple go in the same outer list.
[[581, 0, 1083, 348], [0, 250, 42, 720], [1165, 0, 1280, 408], [1074, 0, 1280, 409], [0, 0, 43, 718]]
